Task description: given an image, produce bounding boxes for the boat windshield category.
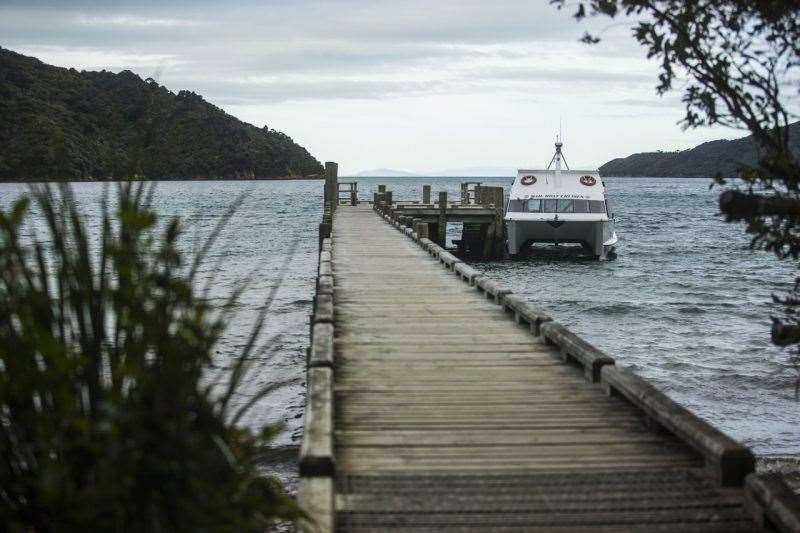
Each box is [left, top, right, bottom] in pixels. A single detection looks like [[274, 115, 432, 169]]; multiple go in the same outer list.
[[507, 199, 607, 215]]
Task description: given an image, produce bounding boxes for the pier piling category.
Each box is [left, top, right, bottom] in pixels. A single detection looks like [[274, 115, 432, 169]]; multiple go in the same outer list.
[[437, 191, 447, 245]]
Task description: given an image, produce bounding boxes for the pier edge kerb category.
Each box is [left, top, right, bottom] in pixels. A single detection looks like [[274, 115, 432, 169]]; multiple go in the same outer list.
[[309, 322, 334, 369], [600, 365, 756, 488], [298, 366, 335, 477], [540, 321, 614, 383], [744, 472, 800, 532], [502, 293, 554, 336], [297, 201, 338, 531]]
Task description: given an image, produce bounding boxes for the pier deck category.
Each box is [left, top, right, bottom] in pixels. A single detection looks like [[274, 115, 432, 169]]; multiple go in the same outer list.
[[305, 204, 759, 532], [301, 169, 800, 532]]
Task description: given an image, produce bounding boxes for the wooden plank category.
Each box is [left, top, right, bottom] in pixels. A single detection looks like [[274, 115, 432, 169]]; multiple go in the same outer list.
[[334, 323, 533, 334], [339, 455, 702, 472], [299, 367, 334, 476], [318, 260, 332, 277], [335, 429, 680, 446], [296, 477, 333, 533], [333, 343, 551, 353], [309, 322, 334, 368], [312, 293, 333, 324], [316, 274, 333, 297]]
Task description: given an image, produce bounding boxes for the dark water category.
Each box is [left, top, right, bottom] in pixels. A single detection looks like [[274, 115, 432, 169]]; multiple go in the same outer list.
[[1, 177, 798, 473]]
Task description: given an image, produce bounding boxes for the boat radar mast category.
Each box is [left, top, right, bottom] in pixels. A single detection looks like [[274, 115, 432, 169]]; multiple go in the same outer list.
[[546, 134, 570, 171]]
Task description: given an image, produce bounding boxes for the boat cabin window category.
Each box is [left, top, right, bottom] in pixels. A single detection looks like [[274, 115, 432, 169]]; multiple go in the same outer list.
[[507, 199, 525, 212], [589, 200, 607, 214], [557, 199, 573, 213], [542, 199, 558, 213], [509, 198, 607, 215]]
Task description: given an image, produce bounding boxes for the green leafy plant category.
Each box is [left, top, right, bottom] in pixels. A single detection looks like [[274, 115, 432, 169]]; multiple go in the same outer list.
[[0, 183, 300, 531]]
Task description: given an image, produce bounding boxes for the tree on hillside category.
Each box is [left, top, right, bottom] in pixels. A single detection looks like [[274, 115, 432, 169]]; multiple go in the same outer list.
[[0, 48, 324, 180], [552, 0, 800, 374]]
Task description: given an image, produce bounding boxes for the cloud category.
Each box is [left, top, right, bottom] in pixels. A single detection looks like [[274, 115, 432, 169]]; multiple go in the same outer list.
[[605, 97, 684, 108], [202, 78, 447, 104], [74, 15, 202, 28], [467, 66, 655, 85], [13, 45, 183, 72], [2, 0, 717, 173]]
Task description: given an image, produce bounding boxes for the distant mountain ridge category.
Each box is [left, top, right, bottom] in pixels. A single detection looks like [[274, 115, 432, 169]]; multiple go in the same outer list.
[[0, 47, 323, 181], [353, 168, 419, 177], [600, 122, 800, 178]]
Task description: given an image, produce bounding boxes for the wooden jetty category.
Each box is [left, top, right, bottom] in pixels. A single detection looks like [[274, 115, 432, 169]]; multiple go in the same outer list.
[[300, 164, 800, 532], [373, 184, 506, 260]]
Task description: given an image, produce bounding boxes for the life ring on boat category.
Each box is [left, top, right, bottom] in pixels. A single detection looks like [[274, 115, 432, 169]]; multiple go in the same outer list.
[[520, 175, 537, 186], [580, 175, 597, 186]]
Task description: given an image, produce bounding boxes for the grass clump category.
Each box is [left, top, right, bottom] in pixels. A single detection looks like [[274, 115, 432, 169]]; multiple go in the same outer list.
[[0, 183, 299, 532]]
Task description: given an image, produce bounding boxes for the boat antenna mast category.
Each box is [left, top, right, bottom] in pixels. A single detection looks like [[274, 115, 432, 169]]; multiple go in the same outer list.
[[546, 128, 570, 171]]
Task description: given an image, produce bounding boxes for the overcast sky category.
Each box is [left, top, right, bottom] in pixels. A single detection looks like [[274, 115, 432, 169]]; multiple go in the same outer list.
[[1, 0, 747, 175]]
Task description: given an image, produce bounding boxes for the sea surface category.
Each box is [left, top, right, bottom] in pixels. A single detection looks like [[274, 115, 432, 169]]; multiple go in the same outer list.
[[1, 177, 798, 485]]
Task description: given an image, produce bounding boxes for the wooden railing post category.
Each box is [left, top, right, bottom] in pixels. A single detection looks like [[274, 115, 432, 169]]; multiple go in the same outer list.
[[413, 220, 429, 240], [438, 191, 447, 245], [474, 185, 484, 206], [485, 186, 505, 259], [325, 162, 338, 212]]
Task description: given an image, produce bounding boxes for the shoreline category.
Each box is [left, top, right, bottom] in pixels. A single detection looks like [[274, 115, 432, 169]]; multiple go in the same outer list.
[[0, 175, 718, 183], [0, 176, 323, 184]]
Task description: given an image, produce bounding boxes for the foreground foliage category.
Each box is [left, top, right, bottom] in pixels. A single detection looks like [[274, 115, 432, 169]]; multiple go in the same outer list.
[[0, 47, 323, 181], [0, 184, 299, 531], [554, 0, 800, 369]]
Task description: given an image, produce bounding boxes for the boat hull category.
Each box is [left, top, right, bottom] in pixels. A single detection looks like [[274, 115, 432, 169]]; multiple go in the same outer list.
[[507, 219, 617, 259]]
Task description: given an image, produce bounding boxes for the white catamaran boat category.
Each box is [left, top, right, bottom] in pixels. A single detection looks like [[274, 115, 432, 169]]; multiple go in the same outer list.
[[505, 138, 618, 259]]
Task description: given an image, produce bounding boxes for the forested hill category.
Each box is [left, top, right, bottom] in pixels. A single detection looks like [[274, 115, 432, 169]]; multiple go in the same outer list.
[[0, 48, 323, 181], [600, 122, 800, 178]]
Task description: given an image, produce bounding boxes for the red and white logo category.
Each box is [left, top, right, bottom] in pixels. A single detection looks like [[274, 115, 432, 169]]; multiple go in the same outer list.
[[579, 175, 597, 186], [520, 175, 537, 186]]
